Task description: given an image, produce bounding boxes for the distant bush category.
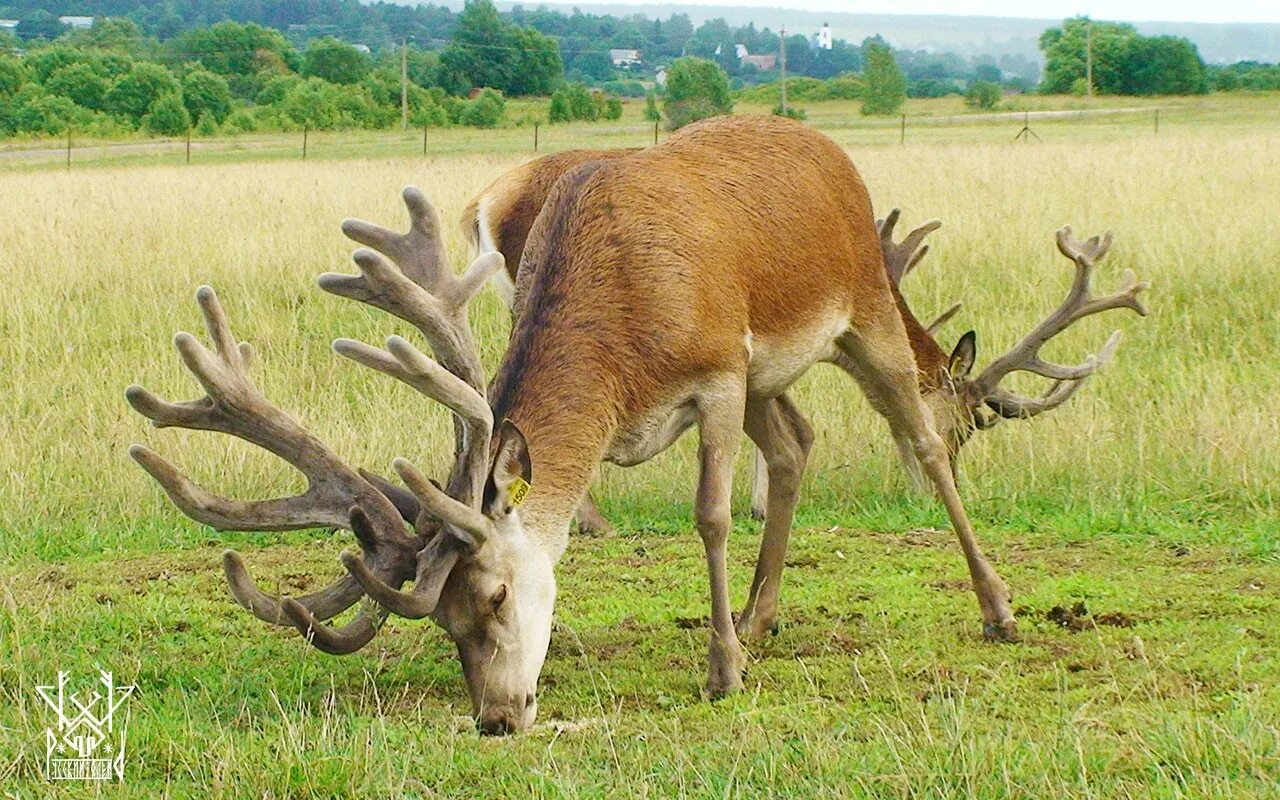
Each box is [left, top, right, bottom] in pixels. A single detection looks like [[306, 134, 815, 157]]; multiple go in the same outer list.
[[602, 96, 623, 120], [965, 80, 1002, 109], [194, 112, 219, 136], [105, 62, 180, 123], [223, 108, 258, 134], [182, 68, 232, 124], [144, 92, 191, 135], [736, 73, 862, 104], [663, 56, 732, 130], [458, 88, 506, 128], [550, 82, 597, 123], [45, 63, 110, 110], [772, 104, 806, 120], [909, 78, 961, 98], [602, 80, 646, 98], [643, 91, 661, 122]]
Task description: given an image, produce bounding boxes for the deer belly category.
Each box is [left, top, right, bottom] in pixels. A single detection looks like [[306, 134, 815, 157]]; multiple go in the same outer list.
[[746, 316, 846, 398], [605, 398, 699, 466]]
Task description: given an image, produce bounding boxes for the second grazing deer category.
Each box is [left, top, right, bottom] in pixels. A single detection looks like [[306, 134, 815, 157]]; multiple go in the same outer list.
[[463, 148, 1148, 540], [128, 115, 1146, 735]]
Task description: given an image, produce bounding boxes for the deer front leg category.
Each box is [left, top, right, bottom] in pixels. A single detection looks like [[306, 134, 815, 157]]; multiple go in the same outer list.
[[695, 384, 747, 698], [737, 394, 812, 639], [573, 490, 614, 535], [838, 328, 1017, 641]]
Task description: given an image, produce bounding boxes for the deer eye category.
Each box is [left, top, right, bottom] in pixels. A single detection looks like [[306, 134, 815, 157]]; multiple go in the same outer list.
[[490, 584, 508, 613]]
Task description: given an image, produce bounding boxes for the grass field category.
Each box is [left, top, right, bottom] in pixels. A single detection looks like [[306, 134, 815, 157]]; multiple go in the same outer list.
[[0, 94, 1278, 796]]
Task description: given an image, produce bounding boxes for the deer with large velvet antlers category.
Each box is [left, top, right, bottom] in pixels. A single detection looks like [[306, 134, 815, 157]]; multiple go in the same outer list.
[[462, 148, 1148, 527], [128, 115, 1146, 736]]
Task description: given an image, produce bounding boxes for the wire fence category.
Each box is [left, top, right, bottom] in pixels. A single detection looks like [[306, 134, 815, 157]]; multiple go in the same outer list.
[[0, 102, 1259, 172]]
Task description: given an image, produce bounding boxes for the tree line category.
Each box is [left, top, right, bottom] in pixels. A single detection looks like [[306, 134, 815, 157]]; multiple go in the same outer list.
[[2, 3, 1279, 140]]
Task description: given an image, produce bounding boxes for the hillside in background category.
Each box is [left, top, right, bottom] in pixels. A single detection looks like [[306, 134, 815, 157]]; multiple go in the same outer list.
[[483, 2, 1280, 64]]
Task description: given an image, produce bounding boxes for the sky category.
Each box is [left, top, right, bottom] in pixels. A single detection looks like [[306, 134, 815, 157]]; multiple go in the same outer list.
[[583, 1, 1280, 25]]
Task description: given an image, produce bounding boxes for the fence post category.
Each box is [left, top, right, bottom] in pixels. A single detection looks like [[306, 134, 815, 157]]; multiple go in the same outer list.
[[423, 124, 428, 156], [302, 125, 308, 160], [186, 127, 192, 164], [900, 113, 905, 145], [1154, 108, 1159, 135], [65, 128, 71, 170], [654, 119, 659, 145], [534, 122, 539, 152]]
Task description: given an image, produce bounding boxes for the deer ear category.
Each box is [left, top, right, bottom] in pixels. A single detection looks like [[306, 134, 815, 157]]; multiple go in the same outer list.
[[483, 420, 532, 517], [948, 331, 977, 380]]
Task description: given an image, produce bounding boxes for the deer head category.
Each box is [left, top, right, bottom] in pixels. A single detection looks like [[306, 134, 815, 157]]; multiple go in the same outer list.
[[127, 188, 554, 735], [878, 210, 1149, 460]]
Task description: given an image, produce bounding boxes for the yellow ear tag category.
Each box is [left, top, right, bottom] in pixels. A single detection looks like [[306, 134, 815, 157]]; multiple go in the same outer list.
[[508, 477, 532, 507]]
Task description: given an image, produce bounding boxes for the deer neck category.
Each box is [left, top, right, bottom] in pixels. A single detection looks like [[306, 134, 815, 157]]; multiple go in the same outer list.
[[491, 348, 620, 564], [890, 285, 948, 389]]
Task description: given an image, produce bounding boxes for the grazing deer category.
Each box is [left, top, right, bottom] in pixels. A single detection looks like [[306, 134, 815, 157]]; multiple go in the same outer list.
[[463, 151, 1148, 529], [127, 115, 1145, 736]]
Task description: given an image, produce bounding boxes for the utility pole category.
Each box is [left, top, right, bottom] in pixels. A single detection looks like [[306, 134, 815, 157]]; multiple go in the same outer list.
[[400, 38, 409, 130], [1085, 21, 1094, 101], [779, 25, 788, 114]]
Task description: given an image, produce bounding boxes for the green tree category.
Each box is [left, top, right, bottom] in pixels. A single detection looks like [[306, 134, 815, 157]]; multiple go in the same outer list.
[[549, 82, 598, 122], [662, 56, 732, 130], [105, 62, 181, 122], [569, 51, 615, 82], [1116, 36, 1208, 95], [0, 56, 25, 96], [643, 90, 661, 122], [182, 68, 233, 123], [507, 27, 562, 96], [173, 22, 299, 80], [438, 0, 512, 93], [70, 18, 143, 53], [861, 41, 906, 115], [303, 37, 372, 85], [45, 63, 111, 110], [1038, 18, 1137, 95], [13, 91, 83, 134], [15, 11, 66, 41], [964, 80, 1002, 109], [602, 96, 623, 120], [144, 92, 191, 135], [459, 88, 506, 127]]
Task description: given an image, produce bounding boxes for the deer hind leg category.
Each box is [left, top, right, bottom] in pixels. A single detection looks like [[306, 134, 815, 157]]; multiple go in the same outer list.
[[835, 326, 1018, 642], [573, 491, 614, 535], [737, 393, 813, 640], [750, 448, 769, 520], [694, 378, 749, 698]]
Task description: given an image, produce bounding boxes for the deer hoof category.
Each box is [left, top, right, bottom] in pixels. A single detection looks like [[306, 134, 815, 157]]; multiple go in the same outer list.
[[735, 613, 779, 640], [983, 619, 1020, 642]]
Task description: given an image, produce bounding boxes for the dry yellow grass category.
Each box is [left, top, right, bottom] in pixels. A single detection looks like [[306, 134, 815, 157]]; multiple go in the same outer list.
[[0, 123, 1276, 559]]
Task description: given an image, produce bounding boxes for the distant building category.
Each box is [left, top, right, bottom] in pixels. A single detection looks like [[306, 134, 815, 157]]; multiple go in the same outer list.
[[353, 44, 371, 54], [58, 15, 94, 29], [742, 54, 777, 71], [609, 48, 642, 67], [734, 43, 749, 60], [0, 19, 19, 30], [654, 66, 667, 87], [815, 23, 833, 50]]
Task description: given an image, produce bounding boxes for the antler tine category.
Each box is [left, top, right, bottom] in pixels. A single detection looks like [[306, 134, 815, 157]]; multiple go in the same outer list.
[[974, 229, 1148, 399], [986, 331, 1123, 419], [877, 208, 943, 285], [925, 302, 963, 336], [337, 457, 492, 621], [126, 286, 419, 651], [320, 187, 502, 512], [333, 335, 493, 503]]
